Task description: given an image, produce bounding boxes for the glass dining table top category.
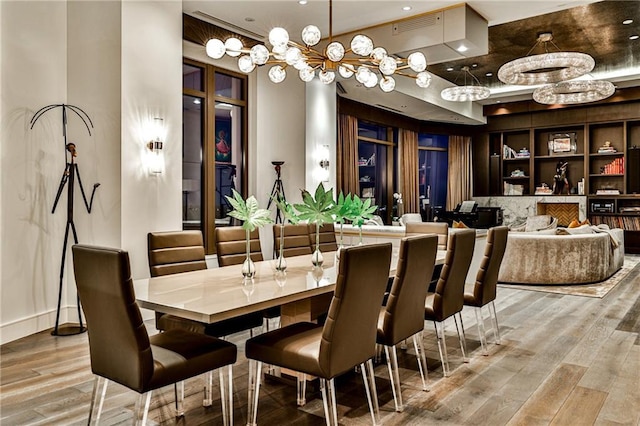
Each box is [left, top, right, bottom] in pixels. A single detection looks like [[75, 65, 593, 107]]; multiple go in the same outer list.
[[134, 249, 446, 325]]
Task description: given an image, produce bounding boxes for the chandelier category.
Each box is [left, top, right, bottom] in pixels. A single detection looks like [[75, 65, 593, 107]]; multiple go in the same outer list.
[[204, 0, 432, 93], [533, 80, 615, 104], [498, 32, 594, 85], [440, 66, 490, 102]]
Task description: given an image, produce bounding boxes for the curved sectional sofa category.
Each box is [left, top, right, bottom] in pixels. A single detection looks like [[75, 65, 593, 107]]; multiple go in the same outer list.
[[498, 228, 625, 285]]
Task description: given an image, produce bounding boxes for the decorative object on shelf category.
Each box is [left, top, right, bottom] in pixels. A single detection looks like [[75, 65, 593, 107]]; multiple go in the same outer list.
[[533, 80, 615, 105], [204, 0, 431, 92], [347, 195, 377, 244], [294, 183, 336, 267], [225, 189, 273, 281], [578, 178, 585, 195], [30, 103, 100, 337], [393, 192, 404, 218], [360, 175, 371, 182], [552, 161, 570, 195], [597, 141, 617, 154], [503, 144, 517, 159], [510, 169, 526, 178], [440, 66, 490, 102], [504, 182, 525, 196], [515, 148, 530, 158], [497, 32, 594, 85], [549, 133, 577, 154], [358, 157, 368, 166], [535, 183, 553, 195]]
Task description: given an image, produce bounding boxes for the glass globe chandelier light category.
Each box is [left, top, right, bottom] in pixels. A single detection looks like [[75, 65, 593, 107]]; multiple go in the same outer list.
[[498, 32, 595, 85], [204, 0, 432, 92], [533, 80, 615, 104], [440, 66, 490, 102]]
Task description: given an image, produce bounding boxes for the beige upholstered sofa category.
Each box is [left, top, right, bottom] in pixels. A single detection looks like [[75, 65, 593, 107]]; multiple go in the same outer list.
[[498, 227, 624, 285]]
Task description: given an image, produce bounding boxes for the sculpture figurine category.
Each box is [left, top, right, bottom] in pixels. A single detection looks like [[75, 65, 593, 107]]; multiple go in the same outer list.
[[552, 161, 570, 195]]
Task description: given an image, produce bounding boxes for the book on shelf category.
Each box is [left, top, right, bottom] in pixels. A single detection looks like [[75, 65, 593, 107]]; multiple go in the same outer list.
[[596, 189, 621, 195], [600, 157, 624, 175]]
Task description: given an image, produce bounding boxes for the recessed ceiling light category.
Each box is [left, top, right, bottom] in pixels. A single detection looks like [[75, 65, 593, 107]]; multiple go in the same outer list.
[[446, 67, 454, 71], [630, 34, 639, 40], [623, 19, 633, 25], [298, 0, 308, 4], [486, 72, 493, 77], [402, 6, 412, 11]]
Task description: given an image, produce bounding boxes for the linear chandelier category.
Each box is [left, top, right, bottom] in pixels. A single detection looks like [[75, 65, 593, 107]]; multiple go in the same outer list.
[[205, 0, 432, 92], [533, 80, 615, 104], [498, 32, 594, 86], [440, 66, 490, 102]]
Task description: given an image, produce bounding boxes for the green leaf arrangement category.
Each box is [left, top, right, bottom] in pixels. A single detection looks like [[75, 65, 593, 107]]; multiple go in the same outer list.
[[272, 195, 301, 225], [293, 183, 336, 226], [335, 191, 355, 225], [225, 189, 273, 231], [349, 194, 377, 227]]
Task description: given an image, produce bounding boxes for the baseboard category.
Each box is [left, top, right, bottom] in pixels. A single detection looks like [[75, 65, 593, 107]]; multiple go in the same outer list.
[[0, 307, 77, 345]]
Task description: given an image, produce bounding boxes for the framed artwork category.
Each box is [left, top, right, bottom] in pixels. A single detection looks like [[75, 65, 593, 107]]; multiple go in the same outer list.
[[549, 132, 577, 154], [215, 118, 232, 162]]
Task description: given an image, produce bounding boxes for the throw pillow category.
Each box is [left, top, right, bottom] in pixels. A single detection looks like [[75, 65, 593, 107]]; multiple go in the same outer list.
[[453, 220, 468, 228], [568, 219, 581, 228], [525, 215, 552, 232], [566, 224, 595, 234]]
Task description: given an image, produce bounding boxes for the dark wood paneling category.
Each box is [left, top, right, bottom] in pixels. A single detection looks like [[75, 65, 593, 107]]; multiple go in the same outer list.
[[183, 13, 260, 48], [473, 133, 490, 196]]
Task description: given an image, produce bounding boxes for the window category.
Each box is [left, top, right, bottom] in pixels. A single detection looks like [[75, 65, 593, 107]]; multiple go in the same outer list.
[[418, 133, 448, 217], [183, 60, 248, 254]]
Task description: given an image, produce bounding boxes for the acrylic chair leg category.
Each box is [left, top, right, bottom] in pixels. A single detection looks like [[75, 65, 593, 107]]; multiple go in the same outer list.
[[319, 379, 332, 426], [434, 320, 450, 377], [247, 360, 262, 426], [475, 306, 488, 356], [174, 381, 185, 417], [454, 313, 468, 362], [219, 365, 233, 426], [384, 345, 403, 412], [203, 371, 213, 407], [363, 360, 380, 425], [133, 391, 152, 426], [412, 332, 430, 391], [297, 373, 307, 406], [88, 376, 108, 425], [327, 378, 339, 426], [490, 301, 501, 344]]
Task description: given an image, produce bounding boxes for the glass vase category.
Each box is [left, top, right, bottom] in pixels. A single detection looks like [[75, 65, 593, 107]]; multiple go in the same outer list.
[[275, 224, 287, 272], [312, 223, 324, 267], [335, 222, 344, 262], [358, 226, 364, 245], [242, 229, 256, 280]]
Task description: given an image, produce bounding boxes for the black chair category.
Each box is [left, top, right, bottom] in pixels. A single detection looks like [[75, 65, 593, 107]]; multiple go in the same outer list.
[[73, 244, 237, 425]]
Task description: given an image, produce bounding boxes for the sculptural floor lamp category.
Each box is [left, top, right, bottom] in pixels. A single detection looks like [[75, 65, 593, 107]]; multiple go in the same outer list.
[[30, 104, 100, 336]]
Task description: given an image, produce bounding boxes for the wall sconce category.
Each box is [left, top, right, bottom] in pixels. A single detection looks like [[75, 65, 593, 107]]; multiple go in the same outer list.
[[317, 144, 330, 182], [147, 117, 164, 174]]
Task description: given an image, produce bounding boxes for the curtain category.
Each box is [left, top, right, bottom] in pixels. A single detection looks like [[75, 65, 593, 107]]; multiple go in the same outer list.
[[399, 128, 419, 213], [447, 135, 473, 210], [337, 114, 359, 196]]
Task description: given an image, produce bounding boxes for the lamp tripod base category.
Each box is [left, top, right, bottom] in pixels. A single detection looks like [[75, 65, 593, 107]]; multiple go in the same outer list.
[[51, 324, 87, 336]]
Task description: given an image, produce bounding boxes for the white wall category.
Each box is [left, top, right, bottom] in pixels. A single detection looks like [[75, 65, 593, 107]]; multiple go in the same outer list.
[[1, 0, 182, 344], [305, 79, 337, 193]]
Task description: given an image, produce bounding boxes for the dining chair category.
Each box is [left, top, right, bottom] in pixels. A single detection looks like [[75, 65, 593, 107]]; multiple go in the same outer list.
[[463, 226, 508, 355], [377, 234, 438, 412], [148, 230, 263, 338], [424, 228, 475, 377], [273, 223, 313, 257], [406, 221, 449, 291], [245, 243, 393, 426], [215, 226, 279, 331], [72, 244, 237, 426], [215, 226, 264, 266], [308, 222, 339, 252]]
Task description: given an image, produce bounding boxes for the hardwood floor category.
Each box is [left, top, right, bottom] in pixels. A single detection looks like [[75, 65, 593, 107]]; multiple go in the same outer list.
[[2, 261, 639, 426]]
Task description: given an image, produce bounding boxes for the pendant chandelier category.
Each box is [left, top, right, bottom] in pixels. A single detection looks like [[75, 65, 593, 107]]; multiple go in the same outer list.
[[204, 0, 432, 92], [497, 32, 594, 85], [440, 66, 490, 102], [533, 80, 615, 104]]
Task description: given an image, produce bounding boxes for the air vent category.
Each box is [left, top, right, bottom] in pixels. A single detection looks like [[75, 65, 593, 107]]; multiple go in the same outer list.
[[375, 104, 404, 114], [192, 11, 265, 40], [336, 82, 347, 95], [392, 12, 442, 35]]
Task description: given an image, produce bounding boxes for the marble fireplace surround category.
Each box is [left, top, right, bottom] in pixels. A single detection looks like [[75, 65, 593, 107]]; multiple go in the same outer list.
[[473, 196, 587, 226]]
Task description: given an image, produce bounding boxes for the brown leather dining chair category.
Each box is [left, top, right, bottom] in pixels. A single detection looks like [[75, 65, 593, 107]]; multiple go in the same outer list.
[[377, 234, 438, 412], [245, 243, 393, 426], [72, 244, 237, 426], [273, 223, 313, 257], [308, 222, 339, 252], [425, 228, 475, 377], [148, 230, 263, 338], [463, 226, 508, 355], [406, 221, 449, 291]]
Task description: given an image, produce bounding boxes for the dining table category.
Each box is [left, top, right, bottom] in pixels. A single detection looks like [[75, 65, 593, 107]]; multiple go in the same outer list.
[[134, 249, 447, 329]]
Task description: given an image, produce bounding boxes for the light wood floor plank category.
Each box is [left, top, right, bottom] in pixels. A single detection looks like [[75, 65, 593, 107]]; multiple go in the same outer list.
[[550, 386, 608, 426]]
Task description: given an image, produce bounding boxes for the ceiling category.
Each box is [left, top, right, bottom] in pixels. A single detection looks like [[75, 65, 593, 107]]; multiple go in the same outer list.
[[184, 0, 640, 125]]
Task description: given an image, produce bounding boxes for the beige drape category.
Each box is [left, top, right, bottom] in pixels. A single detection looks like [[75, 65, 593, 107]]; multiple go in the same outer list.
[[399, 129, 419, 213], [337, 114, 359, 196], [447, 135, 473, 210]]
